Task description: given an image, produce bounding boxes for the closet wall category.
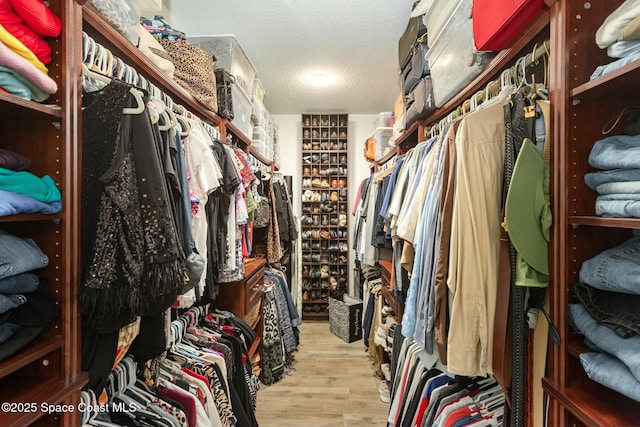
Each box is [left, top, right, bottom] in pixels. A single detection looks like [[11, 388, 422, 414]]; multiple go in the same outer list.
[[273, 113, 377, 297]]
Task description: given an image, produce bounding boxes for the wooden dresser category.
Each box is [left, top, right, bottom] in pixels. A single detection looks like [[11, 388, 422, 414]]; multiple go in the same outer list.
[[216, 258, 266, 371]]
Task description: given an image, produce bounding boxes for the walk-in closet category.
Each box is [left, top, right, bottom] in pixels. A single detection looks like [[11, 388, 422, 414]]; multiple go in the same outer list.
[[0, 0, 638, 426]]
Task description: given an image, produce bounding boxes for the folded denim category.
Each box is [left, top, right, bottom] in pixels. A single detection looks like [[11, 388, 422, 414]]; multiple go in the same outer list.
[[0, 230, 48, 280], [596, 198, 640, 218], [585, 168, 640, 190], [598, 193, 640, 201], [589, 133, 640, 169], [570, 303, 640, 383], [596, 181, 640, 194], [607, 39, 640, 58], [571, 282, 640, 338], [581, 352, 640, 402], [579, 233, 640, 294], [0, 272, 39, 294], [0, 294, 26, 314], [591, 51, 640, 80], [0, 322, 19, 345]]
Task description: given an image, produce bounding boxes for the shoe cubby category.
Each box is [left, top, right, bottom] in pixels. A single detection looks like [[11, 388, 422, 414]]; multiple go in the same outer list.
[[301, 113, 349, 319]]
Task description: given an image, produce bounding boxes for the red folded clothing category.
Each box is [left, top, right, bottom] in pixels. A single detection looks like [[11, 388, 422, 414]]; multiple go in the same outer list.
[[0, 0, 51, 63], [8, 0, 61, 38]]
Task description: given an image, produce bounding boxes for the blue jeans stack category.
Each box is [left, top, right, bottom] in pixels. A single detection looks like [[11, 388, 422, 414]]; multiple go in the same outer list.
[[0, 229, 47, 346], [570, 233, 640, 402], [585, 133, 640, 218]]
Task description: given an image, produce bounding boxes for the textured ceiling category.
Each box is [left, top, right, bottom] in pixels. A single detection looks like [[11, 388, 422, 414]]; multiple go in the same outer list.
[[160, 0, 416, 114]]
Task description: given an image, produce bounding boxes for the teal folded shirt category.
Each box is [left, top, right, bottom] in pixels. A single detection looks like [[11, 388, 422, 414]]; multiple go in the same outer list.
[[0, 167, 61, 203]]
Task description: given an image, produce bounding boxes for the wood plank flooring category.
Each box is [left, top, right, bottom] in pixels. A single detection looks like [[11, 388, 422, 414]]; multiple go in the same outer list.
[[256, 321, 390, 427]]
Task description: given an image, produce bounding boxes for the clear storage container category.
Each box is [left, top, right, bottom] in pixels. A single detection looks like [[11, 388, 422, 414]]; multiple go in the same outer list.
[[188, 35, 258, 99], [426, 0, 494, 107], [424, 0, 464, 48], [372, 127, 393, 160], [374, 112, 394, 128], [231, 83, 253, 137], [252, 78, 266, 103], [251, 97, 268, 125]]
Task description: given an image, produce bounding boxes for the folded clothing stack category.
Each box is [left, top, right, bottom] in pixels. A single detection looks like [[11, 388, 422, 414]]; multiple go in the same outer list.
[[570, 233, 640, 402], [0, 0, 61, 101], [0, 147, 62, 216], [585, 132, 640, 218], [592, 0, 640, 80], [0, 230, 59, 362]]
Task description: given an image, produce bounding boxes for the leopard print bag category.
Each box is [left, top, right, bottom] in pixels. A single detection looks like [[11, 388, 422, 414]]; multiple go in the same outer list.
[[153, 39, 218, 113]]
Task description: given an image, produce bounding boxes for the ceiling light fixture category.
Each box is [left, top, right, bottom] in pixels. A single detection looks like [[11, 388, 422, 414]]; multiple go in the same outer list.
[[311, 73, 330, 87]]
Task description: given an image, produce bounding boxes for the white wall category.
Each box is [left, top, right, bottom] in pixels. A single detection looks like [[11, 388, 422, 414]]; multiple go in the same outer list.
[[271, 114, 378, 297]]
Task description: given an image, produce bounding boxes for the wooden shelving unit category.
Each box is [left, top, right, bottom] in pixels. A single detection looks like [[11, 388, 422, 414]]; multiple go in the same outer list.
[[0, 2, 88, 426], [544, 1, 640, 425], [300, 113, 349, 320]]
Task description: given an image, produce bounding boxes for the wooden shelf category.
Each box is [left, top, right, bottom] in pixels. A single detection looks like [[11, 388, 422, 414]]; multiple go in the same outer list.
[[249, 146, 273, 168], [302, 150, 349, 154], [569, 216, 640, 229], [394, 121, 422, 148], [379, 260, 403, 319], [0, 93, 62, 119], [0, 213, 63, 223], [374, 147, 398, 166], [81, 5, 258, 146], [0, 374, 88, 427], [0, 333, 62, 379], [542, 377, 640, 427], [226, 121, 252, 147], [570, 59, 640, 100], [567, 334, 590, 359], [302, 311, 329, 320]]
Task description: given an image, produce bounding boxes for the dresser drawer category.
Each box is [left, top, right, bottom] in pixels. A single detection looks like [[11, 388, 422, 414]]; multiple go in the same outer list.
[[245, 266, 264, 312]]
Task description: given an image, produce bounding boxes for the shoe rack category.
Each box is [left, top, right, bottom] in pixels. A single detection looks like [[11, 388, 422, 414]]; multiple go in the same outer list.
[[300, 113, 349, 319]]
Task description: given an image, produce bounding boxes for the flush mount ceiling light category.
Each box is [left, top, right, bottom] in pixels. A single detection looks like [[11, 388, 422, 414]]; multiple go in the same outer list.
[[310, 73, 331, 86]]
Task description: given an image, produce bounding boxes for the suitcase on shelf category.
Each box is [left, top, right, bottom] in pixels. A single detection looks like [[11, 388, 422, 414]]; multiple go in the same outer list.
[[425, 0, 464, 48], [472, 0, 545, 51], [401, 40, 430, 95], [426, 0, 495, 107], [398, 15, 427, 69], [403, 76, 436, 127]]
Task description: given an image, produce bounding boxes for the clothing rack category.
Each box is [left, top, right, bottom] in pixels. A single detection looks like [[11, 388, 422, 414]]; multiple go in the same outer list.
[[426, 39, 550, 139], [169, 305, 209, 347], [81, 31, 221, 140]]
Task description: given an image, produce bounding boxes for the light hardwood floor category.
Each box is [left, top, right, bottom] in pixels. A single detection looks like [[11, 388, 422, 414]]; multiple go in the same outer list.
[[256, 321, 390, 427]]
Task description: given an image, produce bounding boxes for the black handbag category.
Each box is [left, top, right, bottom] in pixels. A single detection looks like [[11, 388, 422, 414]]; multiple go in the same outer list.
[[214, 68, 234, 120]]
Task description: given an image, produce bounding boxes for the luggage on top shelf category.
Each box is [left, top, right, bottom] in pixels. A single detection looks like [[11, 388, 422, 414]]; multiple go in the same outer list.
[[425, 0, 495, 107], [401, 40, 430, 95], [472, 0, 545, 51], [403, 75, 436, 127], [398, 14, 427, 69]]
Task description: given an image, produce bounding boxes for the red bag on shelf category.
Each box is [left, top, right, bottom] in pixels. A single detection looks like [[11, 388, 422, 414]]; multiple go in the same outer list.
[[472, 0, 545, 51]]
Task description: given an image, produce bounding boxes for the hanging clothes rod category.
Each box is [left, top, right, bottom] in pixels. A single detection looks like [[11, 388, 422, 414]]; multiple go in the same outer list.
[[426, 39, 550, 139], [81, 31, 220, 135]]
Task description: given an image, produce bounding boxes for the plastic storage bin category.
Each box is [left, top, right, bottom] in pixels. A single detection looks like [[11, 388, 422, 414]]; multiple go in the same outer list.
[[251, 97, 268, 126], [372, 127, 393, 160], [252, 78, 266, 103], [426, 0, 494, 107], [188, 35, 258, 99], [424, 0, 464, 48], [374, 112, 394, 128], [231, 83, 253, 137]]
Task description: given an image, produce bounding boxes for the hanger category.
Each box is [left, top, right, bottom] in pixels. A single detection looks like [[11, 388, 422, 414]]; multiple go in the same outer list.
[[81, 49, 145, 115]]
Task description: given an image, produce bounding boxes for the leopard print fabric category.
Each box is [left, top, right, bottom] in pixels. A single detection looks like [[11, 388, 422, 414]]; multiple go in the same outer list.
[[154, 39, 218, 113]]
